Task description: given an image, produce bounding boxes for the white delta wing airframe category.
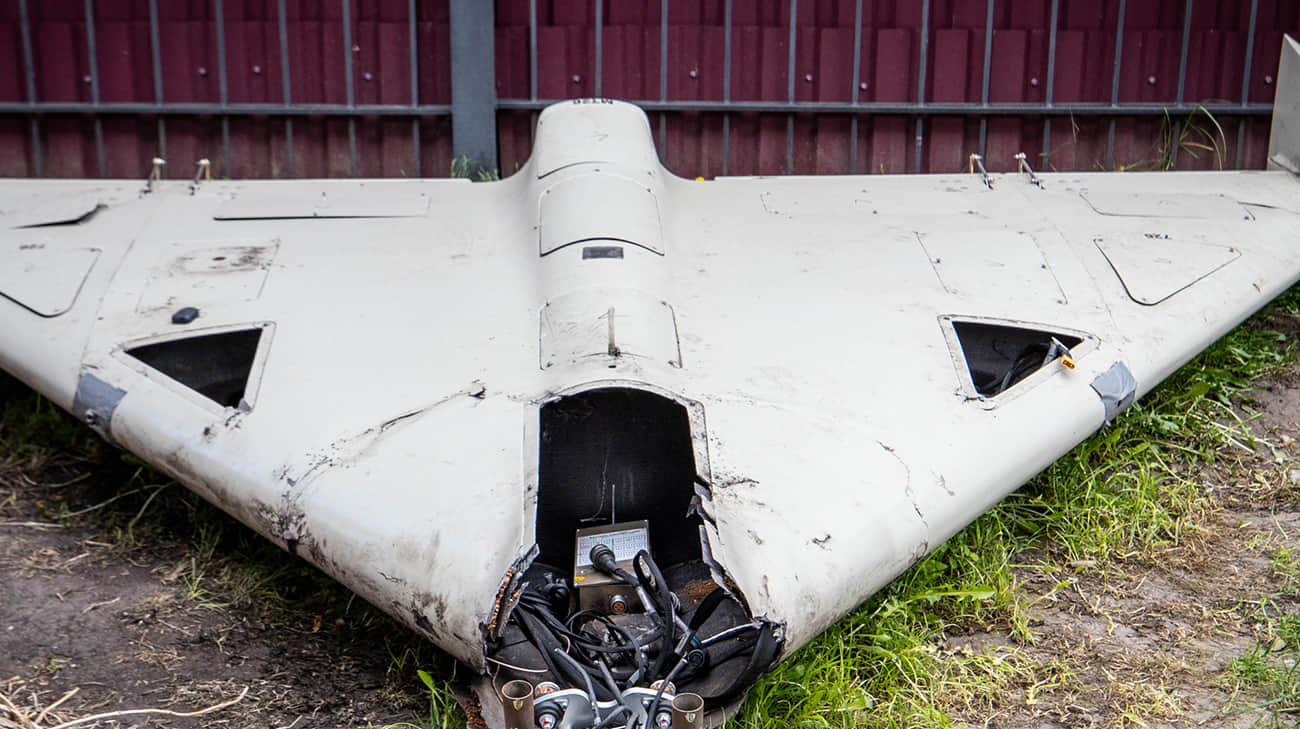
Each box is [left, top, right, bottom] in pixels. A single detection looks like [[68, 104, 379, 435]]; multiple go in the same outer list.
[[6, 36, 1300, 729]]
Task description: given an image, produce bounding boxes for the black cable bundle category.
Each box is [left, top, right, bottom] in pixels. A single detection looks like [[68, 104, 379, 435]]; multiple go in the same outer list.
[[506, 547, 780, 722]]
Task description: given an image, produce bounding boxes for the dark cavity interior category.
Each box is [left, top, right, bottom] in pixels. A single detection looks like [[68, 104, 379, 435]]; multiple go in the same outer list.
[[124, 328, 262, 408], [535, 387, 700, 570], [486, 387, 780, 717], [953, 320, 1082, 397]]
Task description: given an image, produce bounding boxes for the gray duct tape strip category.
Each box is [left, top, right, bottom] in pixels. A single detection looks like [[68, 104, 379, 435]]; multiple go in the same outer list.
[[1090, 361, 1137, 423], [72, 372, 126, 443]]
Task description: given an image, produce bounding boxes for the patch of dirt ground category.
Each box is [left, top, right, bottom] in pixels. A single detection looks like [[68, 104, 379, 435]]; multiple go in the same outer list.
[[2, 361, 1299, 728]]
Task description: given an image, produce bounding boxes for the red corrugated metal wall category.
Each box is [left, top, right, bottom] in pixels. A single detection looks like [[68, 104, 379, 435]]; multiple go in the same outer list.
[[3, 0, 1299, 179], [0, 1, 454, 179]]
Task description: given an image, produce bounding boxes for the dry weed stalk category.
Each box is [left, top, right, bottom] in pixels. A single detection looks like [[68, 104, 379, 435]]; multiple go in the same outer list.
[[0, 686, 247, 729]]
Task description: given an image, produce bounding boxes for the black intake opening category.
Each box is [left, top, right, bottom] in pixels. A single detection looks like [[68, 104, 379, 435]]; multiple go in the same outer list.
[[536, 387, 700, 570], [125, 328, 263, 408], [953, 321, 1082, 397]]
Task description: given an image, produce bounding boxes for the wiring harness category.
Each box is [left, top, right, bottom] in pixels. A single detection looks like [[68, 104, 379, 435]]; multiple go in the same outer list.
[[502, 547, 780, 728]]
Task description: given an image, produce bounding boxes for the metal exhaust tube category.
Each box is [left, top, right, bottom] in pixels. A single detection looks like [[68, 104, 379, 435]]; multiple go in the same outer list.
[[670, 692, 704, 729], [501, 679, 534, 729]]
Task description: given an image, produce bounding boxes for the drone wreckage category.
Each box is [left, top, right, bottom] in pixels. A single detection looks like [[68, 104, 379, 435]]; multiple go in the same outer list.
[[5, 37, 1300, 729]]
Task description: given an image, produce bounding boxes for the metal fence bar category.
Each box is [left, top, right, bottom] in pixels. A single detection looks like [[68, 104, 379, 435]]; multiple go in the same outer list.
[[722, 0, 732, 175], [148, 0, 166, 160], [409, 0, 421, 177], [1169, 0, 1194, 168], [658, 0, 667, 155], [1041, 0, 1058, 166], [449, 0, 498, 174], [84, 0, 105, 178], [528, 0, 538, 158], [18, 0, 41, 177], [849, 0, 863, 173], [276, 0, 295, 177], [215, 0, 231, 176], [2, 102, 457, 115], [594, 0, 603, 98], [342, 0, 358, 176], [913, 0, 929, 172], [1236, 0, 1259, 169], [786, 0, 797, 173], [8, 99, 1269, 117], [1105, 0, 1127, 170], [978, 0, 994, 158], [529, 0, 538, 101]]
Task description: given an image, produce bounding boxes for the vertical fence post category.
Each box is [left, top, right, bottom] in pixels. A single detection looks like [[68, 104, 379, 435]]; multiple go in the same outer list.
[[18, 0, 41, 177], [450, 0, 498, 176], [977, 0, 994, 160], [1169, 0, 1194, 168], [594, 0, 603, 98], [786, 0, 797, 173], [148, 0, 166, 160], [277, 0, 295, 177], [849, 0, 863, 173], [1236, 0, 1260, 169], [409, 0, 421, 177], [215, 0, 231, 177], [342, 0, 357, 176], [84, 0, 105, 178], [1041, 0, 1058, 167], [913, 0, 929, 173], [659, 0, 668, 156], [722, 0, 732, 176], [1105, 0, 1127, 170]]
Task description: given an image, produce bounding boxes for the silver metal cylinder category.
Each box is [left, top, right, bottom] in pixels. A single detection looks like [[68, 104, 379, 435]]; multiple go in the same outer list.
[[501, 679, 535, 729], [670, 692, 704, 729]]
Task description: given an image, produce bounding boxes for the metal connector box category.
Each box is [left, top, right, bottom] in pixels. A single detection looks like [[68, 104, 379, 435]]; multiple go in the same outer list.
[[573, 520, 650, 615]]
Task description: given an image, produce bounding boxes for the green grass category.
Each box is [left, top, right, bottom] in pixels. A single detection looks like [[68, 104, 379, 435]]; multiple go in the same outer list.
[[1223, 601, 1300, 727]]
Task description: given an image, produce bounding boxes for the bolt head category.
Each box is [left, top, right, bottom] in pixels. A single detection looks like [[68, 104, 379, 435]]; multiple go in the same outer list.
[[1030, 76, 1039, 87], [1266, 75, 1275, 85], [252, 64, 262, 74], [571, 74, 581, 83], [1147, 75, 1157, 85], [198, 66, 208, 76]]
